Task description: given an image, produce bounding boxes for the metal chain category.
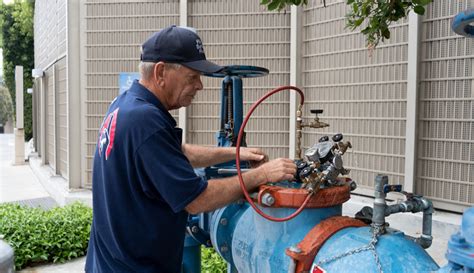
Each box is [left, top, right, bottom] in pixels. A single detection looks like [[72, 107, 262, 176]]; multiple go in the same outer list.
[[316, 225, 384, 273]]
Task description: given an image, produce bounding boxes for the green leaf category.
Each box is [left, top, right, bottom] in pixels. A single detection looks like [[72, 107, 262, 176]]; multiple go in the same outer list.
[[413, 5, 425, 15], [419, 0, 432, 5], [354, 18, 365, 27], [362, 4, 371, 16], [268, 0, 281, 10], [352, 3, 359, 13]]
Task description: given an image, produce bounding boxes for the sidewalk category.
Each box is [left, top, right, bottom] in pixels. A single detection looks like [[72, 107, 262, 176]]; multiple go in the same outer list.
[[0, 134, 49, 203], [0, 133, 86, 273]]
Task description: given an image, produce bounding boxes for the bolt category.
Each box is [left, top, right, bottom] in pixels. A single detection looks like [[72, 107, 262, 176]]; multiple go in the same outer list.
[[261, 193, 275, 206], [289, 246, 301, 253], [191, 226, 199, 234], [220, 218, 228, 226]]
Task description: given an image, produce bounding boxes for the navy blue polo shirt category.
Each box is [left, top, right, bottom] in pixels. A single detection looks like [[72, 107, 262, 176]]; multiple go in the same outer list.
[[85, 80, 207, 273]]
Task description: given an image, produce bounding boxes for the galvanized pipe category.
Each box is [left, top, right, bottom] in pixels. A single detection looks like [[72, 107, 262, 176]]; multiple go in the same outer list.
[[385, 198, 433, 249], [416, 199, 433, 249], [372, 175, 388, 230]]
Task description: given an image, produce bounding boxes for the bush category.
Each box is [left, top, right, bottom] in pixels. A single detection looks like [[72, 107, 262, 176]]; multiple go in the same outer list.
[[0, 85, 13, 125], [201, 246, 226, 273], [0, 200, 227, 271], [0, 1, 34, 140], [0, 202, 92, 270]]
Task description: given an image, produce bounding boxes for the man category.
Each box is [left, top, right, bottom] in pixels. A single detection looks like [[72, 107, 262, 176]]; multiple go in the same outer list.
[[85, 25, 296, 273]]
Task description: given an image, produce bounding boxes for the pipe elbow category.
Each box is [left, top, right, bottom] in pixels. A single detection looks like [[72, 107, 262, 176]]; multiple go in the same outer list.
[[421, 198, 434, 214], [415, 234, 433, 249]]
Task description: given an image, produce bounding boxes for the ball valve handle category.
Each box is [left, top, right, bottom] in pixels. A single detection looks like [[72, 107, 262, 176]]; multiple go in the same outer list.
[[383, 184, 403, 194]]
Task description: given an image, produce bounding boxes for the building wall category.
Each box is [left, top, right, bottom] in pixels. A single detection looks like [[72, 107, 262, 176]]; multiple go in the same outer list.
[[45, 67, 54, 168], [34, 0, 68, 177], [83, 0, 180, 187], [32, 0, 473, 211], [57, 58, 68, 178], [417, 1, 474, 211], [34, 0, 67, 70], [301, 0, 408, 191], [187, 0, 291, 158]]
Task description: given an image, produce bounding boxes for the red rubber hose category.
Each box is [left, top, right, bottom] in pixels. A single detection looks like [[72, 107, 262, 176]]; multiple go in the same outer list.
[[236, 86, 313, 222]]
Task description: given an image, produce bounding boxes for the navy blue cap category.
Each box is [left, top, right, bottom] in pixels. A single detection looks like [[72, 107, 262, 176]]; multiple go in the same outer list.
[[140, 25, 223, 74]]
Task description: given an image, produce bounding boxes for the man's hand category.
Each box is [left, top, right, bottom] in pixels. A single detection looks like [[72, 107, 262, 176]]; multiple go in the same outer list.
[[186, 157, 297, 214], [239, 147, 269, 168], [256, 158, 296, 184]]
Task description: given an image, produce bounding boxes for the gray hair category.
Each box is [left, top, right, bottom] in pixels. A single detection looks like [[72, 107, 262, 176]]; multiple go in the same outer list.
[[138, 62, 182, 80]]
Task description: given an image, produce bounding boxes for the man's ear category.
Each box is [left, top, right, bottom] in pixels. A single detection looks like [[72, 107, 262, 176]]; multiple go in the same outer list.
[[154, 62, 166, 87]]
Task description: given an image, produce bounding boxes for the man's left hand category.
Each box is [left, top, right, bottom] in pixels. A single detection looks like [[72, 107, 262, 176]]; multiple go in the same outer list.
[[239, 148, 269, 168]]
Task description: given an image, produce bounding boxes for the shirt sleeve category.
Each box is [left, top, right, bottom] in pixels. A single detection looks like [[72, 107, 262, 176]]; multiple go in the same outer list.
[[134, 129, 208, 213]]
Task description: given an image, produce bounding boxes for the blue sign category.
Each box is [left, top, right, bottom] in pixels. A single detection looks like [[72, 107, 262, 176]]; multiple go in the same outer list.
[[119, 73, 140, 95]]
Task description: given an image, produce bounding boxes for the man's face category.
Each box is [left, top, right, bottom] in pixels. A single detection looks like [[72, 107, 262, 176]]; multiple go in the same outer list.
[[164, 65, 203, 110]]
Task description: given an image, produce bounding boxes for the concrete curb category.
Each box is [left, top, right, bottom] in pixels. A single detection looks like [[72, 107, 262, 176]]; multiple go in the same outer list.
[[28, 154, 92, 207]]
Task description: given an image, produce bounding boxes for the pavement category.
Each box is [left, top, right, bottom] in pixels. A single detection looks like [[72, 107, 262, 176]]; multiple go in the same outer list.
[[0, 133, 86, 273]]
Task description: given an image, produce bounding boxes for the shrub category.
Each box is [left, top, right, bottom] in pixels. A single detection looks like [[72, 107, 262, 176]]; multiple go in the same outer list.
[[0, 200, 228, 271], [0, 202, 92, 270], [0, 1, 34, 140], [201, 246, 226, 273], [0, 85, 13, 125]]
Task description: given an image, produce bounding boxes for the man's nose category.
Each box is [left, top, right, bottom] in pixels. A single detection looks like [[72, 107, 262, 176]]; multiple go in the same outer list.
[[196, 77, 203, 90]]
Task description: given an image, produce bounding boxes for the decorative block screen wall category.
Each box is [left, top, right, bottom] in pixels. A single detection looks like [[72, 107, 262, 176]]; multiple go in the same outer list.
[[57, 58, 68, 178], [301, 0, 409, 190], [33, 0, 473, 210], [34, 0, 66, 69], [84, 0, 180, 187], [417, 1, 474, 211], [187, 0, 291, 159]]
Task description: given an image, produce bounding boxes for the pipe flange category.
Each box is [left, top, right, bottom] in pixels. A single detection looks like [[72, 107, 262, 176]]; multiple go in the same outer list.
[[252, 178, 353, 208], [285, 216, 367, 273]]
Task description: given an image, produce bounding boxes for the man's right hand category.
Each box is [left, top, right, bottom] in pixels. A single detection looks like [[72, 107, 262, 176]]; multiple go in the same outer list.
[[187, 158, 297, 214], [256, 158, 296, 184]]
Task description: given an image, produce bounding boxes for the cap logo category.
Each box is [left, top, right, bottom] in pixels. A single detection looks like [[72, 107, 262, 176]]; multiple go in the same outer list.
[[196, 39, 204, 54]]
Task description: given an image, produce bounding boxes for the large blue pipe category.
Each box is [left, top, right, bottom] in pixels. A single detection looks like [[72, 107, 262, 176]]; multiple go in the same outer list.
[[210, 203, 342, 272]]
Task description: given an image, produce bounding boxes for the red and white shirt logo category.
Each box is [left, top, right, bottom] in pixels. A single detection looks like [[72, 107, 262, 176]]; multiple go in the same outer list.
[[311, 264, 327, 273], [98, 108, 119, 160]]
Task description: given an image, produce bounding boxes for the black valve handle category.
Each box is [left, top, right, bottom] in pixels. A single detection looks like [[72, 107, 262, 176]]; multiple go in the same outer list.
[[319, 136, 329, 142], [332, 133, 343, 142], [203, 65, 269, 78]]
